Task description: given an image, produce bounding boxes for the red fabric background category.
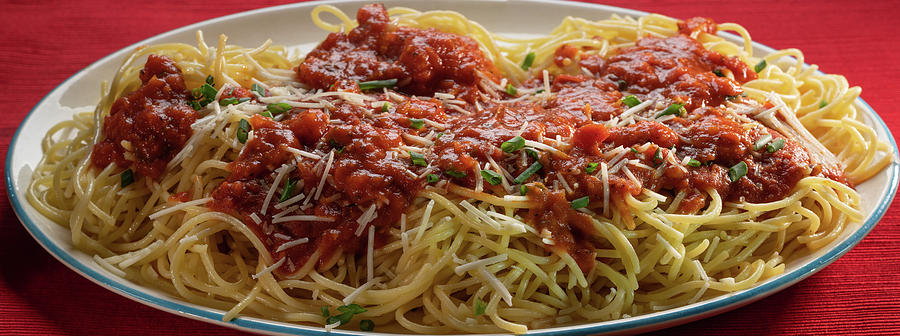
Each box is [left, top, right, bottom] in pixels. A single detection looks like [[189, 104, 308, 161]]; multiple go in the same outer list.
[[1, 1, 898, 335]]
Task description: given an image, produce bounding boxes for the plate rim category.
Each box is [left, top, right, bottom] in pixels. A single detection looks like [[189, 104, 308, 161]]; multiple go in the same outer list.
[[6, 0, 899, 335]]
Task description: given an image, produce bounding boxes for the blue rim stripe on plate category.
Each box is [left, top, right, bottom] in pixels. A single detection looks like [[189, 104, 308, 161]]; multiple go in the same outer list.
[[6, 1, 899, 335]]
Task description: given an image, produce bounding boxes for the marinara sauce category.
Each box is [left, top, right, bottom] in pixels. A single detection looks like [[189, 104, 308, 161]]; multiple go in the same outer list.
[[96, 5, 848, 275]]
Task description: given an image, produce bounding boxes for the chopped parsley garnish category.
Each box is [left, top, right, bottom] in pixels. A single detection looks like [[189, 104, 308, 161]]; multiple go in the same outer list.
[[409, 151, 427, 167], [279, 179, 296, 202], [474, 298, 487, 316], [321, 306, 330, 317], [713, 68, 724, 77], [357, 79, 397, 91], [220, 97, 240, 106], [653, 148, 663, 165], [236, 119, 251, 144], [328, 139, 345, 153], [409, 118, 425, 130], [480, 170, 502, 186], [520, 185, 528, 196], [267, 102, 292, 115], [819, 100, 828, 108], [630, 147, 639, 154], [728, 161, 748, 182], [506, 83, 518, 96], [501, 136, 525, 153], [436, 132, 444, 139], [753, 134, 772, 150], [571, 196, 590, 209], [426, 174, 440, 183], [326, 304, 367, 326], [120, 169, 134, 188], [585, 162, 599, 174], [657, 103, 686, 118], [521, 52, 535, 70], [189, 79, 219, 110], [359, 319, 374, 332], [251, 83, 266, 97], [754, 59, 767, 73], [622, 95, 642, 108], [260, 111, 274, 118], [513, 161, 542, 184], [766, 138, 785, 153], [382, 102, 391, 113], [687, 159, 702, 167], [446, 169, 467, 179]]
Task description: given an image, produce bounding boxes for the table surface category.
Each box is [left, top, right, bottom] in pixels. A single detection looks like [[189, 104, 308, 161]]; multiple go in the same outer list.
[[2, 0, 898, 335]]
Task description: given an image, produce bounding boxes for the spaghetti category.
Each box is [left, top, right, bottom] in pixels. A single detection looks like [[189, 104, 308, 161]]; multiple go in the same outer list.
[[27, 3, 890, 334]]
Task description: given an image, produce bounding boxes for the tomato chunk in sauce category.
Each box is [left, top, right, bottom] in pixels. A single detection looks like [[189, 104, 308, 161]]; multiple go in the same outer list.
[[91, 54, 197, 179]]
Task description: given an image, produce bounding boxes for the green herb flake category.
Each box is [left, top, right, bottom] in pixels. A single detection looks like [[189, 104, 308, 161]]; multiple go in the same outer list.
[[753, 134, 772, 151], [521, 52, 536, 70], [382, 102, 391, 113], [657, 103, 686, 118], [513, 161, 543, 184], [358, 79, 398, 91], [409, 118, 425, 130], [766, 138, 785, 153], [328, 139, 344, 153], [630, 147, 639, 154], [326, 303, 367, 326], [199, 84, 217, 100], [653, 148, 663, 165], [520, 185, 528, 196], [754, 59, 767, 73], [501, 136, 526, 153], [120, 169, 134, 188], [687, 159, 702, 167], [260, 111, 274, 119], [409, 151, 428, 167], [525, 148, 540, 160], [819, 100, 828, 108], [446, 169, 467, 179], [205, 75, 215, 85], [280, 179, 296, 202], [251, 83, 266, 97], [426, 174, 440, 183], [220, 97, 239, 106], [267, 102, 293, 115], [728, 161, 748, 182], [506, 83, 518, 96], [474, 298, 487, 316], [585, 162, 599, 174], [622, 95, 642, 108], [713, 68, 724, 77], [359, 319, 374, 332], [480, 170, 502, 186], [571, 196, 590, 209], [436, 132, 444, 139], [236, 119, 251, 144], [321, 306, 330, 318]]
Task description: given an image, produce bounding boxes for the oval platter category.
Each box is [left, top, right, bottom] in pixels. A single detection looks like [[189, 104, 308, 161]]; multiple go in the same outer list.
[[6, 0, 899, 335]]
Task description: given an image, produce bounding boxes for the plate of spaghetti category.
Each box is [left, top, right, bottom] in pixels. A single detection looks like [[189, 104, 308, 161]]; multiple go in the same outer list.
[[7, 0, 898, 335]]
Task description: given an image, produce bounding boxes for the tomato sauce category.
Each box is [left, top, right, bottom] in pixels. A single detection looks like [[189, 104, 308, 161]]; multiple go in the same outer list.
[[98, 6, 848, 274], [91, 54, 198, 179]]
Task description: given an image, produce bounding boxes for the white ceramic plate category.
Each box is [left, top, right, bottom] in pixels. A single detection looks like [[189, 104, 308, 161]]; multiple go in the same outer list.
[[7, 1, 899, 335]]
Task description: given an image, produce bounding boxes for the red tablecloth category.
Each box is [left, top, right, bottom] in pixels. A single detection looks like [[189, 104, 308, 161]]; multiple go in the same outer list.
[[2, 1, 898, 335]]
